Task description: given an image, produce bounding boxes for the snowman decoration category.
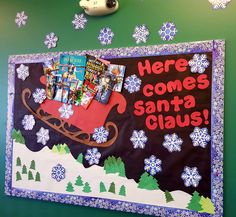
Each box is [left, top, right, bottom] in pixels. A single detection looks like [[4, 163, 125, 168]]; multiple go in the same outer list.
[[79, 0, 119, 16]]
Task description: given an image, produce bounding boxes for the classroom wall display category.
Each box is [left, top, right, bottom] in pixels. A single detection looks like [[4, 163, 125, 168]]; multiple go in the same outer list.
[[5, 40, 224, 217]]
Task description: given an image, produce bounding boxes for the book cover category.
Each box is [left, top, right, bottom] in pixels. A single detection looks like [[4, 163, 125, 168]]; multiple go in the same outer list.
[[80, 80, 97, 109]]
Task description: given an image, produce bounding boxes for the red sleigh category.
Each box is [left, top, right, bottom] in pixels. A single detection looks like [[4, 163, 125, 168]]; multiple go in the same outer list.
[[22, 75, 127, 147]]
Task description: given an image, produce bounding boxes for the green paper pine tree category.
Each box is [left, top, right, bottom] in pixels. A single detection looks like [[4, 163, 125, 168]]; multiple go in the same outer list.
[[165, 190, 174, 203], [28, 170, 34, 180], [104, 156, 126, 177], [187, 191, 202, 211], [35, 172, 41, 182], [16, 157, 21, 166], [138, 172, 159, 190], [108, 182, 116, 194], [12, 128, 25, 144], [52, 145, 59, 153], [75, 175, 83, 186], [83, 182, 92, 193], [16, 171, 22, 181], [77, 153, 83, 164], [22, 165, 27, 174], [119, 185, 126, 196], [30, 160, 36, 170], [66, 182, 75, 192], [99, 182, 107, 193], [199, 196, 215, 214]]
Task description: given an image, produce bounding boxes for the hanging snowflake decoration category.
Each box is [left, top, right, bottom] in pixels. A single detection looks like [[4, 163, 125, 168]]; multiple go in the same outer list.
[[181, 166, 202, 187], [208, 0, 231, 9], [92, 126, 109, 144], [190, 127, 211, 148], [158, 22, 178, 41], [132, 24, 150, 44], [162, 133, 183, 152], [188, 54, 210, 74], [44, 32, 58, 49], [72, 13, 88, 30], [58, 104, 74, 119], [124, 74, 142, 93], [15, 11, 28, 28], [85, 148, 101, 165], [22, 115, 35, 131], [144, 155, 162, 176], [16, 64, 29, 81], [36, 127, 50, 145], [32, 88, 46, 104], [98, 27, 114, 45], [130, 130, 148, 149], [51, 164, 66, 182]]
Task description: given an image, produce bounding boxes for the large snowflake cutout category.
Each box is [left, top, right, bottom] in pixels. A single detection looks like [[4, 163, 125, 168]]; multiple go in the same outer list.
[[130, 130, 148, 149], [124, 74, 142, 93], [209, 0, 231, 9], [158, 22, 177, 41], [22, 115, 35, 131], [181, 166, 202, 187], [162, 133, 183, 152], [36, 127, 50, 145], [33, 88, 46, 104], [98, 27, 114, 45], [44, 32, 58, 49], [132, 24, 150, 44], [58, 104, 74, 119], [190, 127, 211, 148], [15, 11, 28, 28], [72, 13, 88, 30], [188, 54, 210, 74], [51, 164, 66, 182], [144, 155, 162, 176], [16, 64, 29, 81], [85, 148, 101, 165], [92, 126, 109, 144]]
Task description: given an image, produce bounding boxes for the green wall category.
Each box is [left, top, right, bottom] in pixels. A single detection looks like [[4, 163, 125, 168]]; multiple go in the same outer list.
[[0, 0, 235, 216]]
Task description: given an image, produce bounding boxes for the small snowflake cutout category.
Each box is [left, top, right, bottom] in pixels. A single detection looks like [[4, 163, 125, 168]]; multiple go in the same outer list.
[[85, 148, 101, 165], [44, 32, 58, 49], [181, 166, 202, 187], [189, 54, 210, 74], [72, 13, 88, 30], [130, 130, 148, 149], [98, 27, 114, 45], [190, 127, 211, 148], [58, 104, 74, 119], [16, 64, 29, 81], [209, 0, 231, 9], [36, 127, 49, 145], [22, 115, 35, 130], [33, 88, 46, 104], [51, 164, 66, 182], [132, 24, 150, 44], [92, 126, 109, 144], [144, 155, 162, 176], [158, 22, 177, 41], [162, 133, 183, 152], [15, 11, 28, 28], [124, 74, 142, 93]]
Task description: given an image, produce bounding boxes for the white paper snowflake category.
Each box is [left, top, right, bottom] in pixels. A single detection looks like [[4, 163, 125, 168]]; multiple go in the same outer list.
[[132, 24, 150, 44], [181, 166, 202, 187], [124, 74, 142, 93], [144, 155, 162, 176], [98, 27, 114, 45], [16, 64, 29, 81], [188, 54, 210, 74], [33, 88, 46, 104], [36, 127, 50, 145], [158, 22, 178, 41], [209, 0, 231, 9], [190, 127, 211, 148], [130, 130, 148, 149], [58, 104, 74, 119], [72, 13, 88, 30], [44, 32, 58, 49], [92, 126, 109, 144], [15, 11, 28, 28], [22, 115, 35, 131], [162, 133, 183, 152], [51, 164, 66, 182], [85, 148, 101, 165]]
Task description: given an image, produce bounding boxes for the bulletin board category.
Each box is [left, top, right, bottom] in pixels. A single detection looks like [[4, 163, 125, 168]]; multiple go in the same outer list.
[[5, 40, 224, 217]]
